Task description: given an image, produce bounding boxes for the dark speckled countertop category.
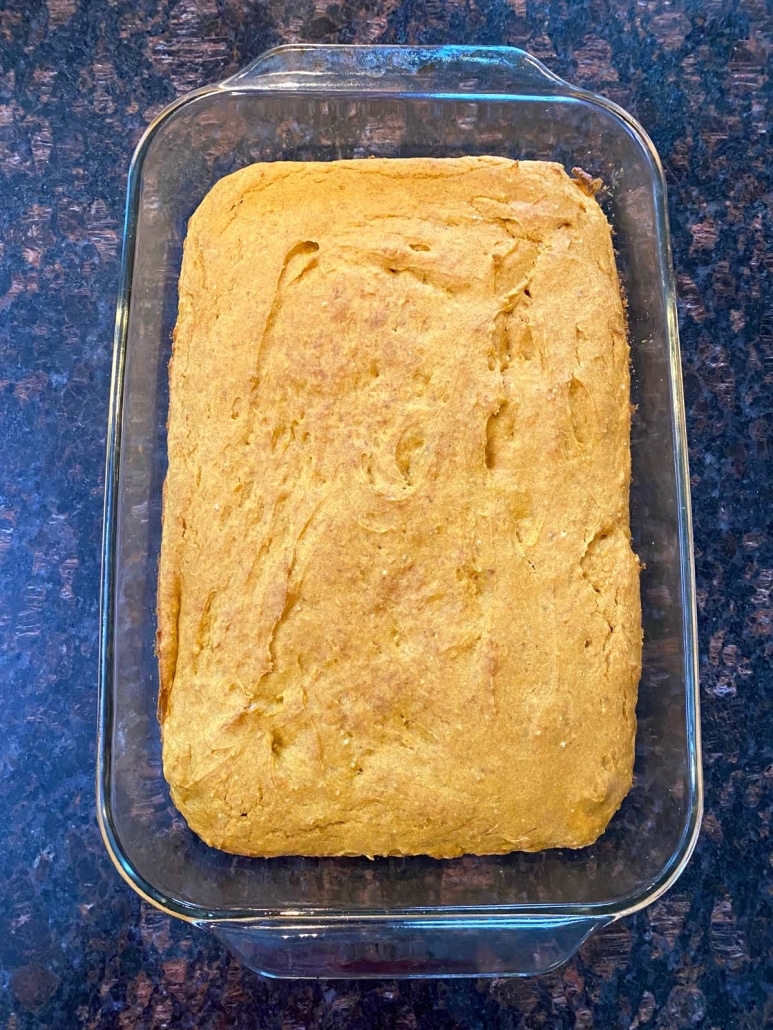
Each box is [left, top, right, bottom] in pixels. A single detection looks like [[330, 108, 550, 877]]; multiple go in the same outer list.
[[1, 1, 772, 1026]]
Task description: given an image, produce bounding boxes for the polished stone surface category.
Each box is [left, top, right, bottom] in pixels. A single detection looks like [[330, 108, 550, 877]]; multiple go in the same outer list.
[[1, 0, 771, 1026]]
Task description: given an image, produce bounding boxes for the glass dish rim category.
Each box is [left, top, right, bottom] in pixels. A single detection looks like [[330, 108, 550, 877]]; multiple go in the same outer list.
[[97, 42, 703, 931]]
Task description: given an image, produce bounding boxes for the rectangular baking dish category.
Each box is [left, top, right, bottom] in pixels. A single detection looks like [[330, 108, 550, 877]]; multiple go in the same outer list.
[[98, 44, 702, 978]]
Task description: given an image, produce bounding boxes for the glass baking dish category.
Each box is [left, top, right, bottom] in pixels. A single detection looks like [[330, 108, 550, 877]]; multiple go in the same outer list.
[[98, 44, 702, 979]]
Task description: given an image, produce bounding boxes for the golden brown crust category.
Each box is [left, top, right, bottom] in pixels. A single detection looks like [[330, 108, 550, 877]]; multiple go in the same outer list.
[[157, 157, 642, 858]]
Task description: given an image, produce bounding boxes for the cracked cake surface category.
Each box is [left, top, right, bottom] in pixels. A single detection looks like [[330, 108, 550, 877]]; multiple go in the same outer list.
[[157, 156, 642, 858]]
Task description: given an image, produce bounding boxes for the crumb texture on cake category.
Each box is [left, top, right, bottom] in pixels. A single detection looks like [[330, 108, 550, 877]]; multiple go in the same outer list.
[[157, 156, 642, 858]]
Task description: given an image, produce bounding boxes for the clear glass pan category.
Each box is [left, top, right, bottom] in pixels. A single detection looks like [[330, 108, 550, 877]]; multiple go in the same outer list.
[[98, 44, 702, 978]]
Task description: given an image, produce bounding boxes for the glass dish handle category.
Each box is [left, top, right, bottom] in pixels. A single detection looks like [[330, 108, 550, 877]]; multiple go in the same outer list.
[[203, 915, 610, 979], [221, 44, 573, 97]]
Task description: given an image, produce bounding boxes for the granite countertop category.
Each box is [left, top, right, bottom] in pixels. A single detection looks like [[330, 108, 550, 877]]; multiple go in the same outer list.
[[1, 1, 771, 1026]]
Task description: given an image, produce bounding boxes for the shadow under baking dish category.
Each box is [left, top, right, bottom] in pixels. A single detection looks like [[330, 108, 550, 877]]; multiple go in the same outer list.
[[99, 45, 701, 978]]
